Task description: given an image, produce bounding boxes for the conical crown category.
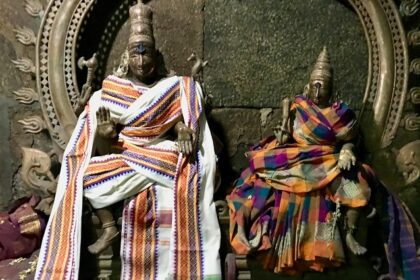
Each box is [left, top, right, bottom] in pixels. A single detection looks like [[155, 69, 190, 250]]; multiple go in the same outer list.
[[310, 46, 332, 81], [129, 1, 155, 47]]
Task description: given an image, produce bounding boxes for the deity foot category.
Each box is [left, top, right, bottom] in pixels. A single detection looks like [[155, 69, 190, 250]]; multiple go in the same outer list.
[[345, 232, 367, 255], [236, 226, 252, 252], [88, 222, 119, 255]]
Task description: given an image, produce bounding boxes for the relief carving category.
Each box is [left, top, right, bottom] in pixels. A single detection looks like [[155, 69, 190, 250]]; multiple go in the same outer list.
[[20, 147, 57, 215], [13, 88, 39, 105], [24, 0, 44, 18], [11, 58, 36, 76], [14, 26, 36, 46], [401, 113, 420, 131], [396, 140, 420, 186], [409, 87, 420, 104], [18, 116, 47, 134], [400, 0, 420, 16], [410, 58, 420, 75], [407, 29, 420, 46]]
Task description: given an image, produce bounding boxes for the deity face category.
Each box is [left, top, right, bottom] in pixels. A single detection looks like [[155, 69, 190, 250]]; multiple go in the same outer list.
[[308, 78, 332, 107], [128, 41, 156, 82]]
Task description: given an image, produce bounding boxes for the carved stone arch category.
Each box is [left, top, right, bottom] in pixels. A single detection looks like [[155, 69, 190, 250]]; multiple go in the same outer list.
[[37, 0, 93, 150], [347, 0, 409, 150], [36, 0, 136, 152], [36, 0, 410, 155]]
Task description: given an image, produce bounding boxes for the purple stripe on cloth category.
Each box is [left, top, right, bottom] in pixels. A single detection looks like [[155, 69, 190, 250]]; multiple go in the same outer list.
[[83, 169, 136, 190], [127, 80, 179, 126], [144, 189, 154, 280], [102, 97, 130, 109], [152, 185, 159, 280], [102, 90, 136, 103], [393, 196, 420, 279], [196, 151, 205, 277], [186, 161, 199, 274]]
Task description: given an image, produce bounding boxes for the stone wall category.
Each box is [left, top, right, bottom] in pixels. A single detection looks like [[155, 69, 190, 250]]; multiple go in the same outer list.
[[205, 0, 368, 185], [0, 0, 51, 210]]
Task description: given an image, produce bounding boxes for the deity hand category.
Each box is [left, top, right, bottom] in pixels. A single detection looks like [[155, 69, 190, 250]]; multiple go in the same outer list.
[[175, 122, 195, 155], [338, 143, 356, 170], [79, 84, 92, 108], [96, 107, 118, 139], [273, 122, 290, 145]]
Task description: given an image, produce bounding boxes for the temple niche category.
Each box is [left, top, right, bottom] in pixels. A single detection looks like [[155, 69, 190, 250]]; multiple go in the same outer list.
[[0, 0, 419, 279]]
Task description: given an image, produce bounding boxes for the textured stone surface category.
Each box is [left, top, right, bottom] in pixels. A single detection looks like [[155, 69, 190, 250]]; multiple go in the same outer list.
[[209, 107, 281, 185], [0, 1, 46, 210], [204, 0, 368, 109]]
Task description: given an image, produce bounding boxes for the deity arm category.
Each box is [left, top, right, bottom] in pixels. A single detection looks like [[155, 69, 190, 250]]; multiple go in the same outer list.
[[274, 97, 293, 144], [173, 117, 195, 155], [336, 111, 361, 167], [338, 141, 357, 171], [92, 133, 114, 156], [92, 106, 119, 156]]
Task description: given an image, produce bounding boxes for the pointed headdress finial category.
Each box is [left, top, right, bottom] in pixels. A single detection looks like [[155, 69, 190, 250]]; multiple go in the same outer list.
[[129, 1, 154, 47], [310, 46, 332, 81]]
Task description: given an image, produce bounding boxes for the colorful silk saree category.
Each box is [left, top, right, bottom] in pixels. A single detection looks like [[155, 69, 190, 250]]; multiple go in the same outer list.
[[228, 96, 420, 277]]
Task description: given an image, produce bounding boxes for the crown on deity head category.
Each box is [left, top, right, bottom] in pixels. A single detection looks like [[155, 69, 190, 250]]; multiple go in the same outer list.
[[310, 46, 332, 82], [129, 0, 155, 48]]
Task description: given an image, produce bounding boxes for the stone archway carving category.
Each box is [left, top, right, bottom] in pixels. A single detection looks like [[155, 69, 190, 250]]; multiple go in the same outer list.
[[348, 0, 409, 150], [30, 0, 413, 157]]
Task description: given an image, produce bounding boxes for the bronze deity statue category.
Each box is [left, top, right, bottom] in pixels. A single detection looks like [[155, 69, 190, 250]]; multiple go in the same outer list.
[[228, 47, 377, 274], [35, 2, 221, 279]]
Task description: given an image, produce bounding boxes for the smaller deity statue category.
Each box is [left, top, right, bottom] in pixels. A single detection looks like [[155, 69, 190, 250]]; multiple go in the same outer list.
[[228, 47, 374, 273]]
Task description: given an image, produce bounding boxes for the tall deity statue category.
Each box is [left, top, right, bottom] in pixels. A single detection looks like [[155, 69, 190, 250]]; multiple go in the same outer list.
[[35, 2, 221, 279]]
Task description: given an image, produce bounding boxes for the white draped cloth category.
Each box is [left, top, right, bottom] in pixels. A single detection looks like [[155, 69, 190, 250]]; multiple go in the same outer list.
[[35, 75, 221, 280]]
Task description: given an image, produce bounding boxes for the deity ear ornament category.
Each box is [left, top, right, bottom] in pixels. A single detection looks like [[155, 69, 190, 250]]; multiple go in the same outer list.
[[114, 49, 129, 78], [303, 84, 309, 97]]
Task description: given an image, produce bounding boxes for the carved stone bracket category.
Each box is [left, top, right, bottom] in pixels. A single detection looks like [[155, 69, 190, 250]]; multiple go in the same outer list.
[[409, 87, 420, 104]]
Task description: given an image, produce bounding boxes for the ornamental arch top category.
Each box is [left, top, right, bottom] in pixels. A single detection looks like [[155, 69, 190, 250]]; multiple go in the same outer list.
[[33, 0, 411, 155]]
